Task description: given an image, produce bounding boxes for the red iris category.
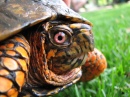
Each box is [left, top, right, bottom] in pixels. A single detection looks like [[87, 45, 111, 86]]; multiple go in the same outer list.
[[54, 32, 66, 44]]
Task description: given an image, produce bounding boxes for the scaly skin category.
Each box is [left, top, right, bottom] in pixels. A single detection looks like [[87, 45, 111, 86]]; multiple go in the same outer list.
[[0, 35, 30, 97]]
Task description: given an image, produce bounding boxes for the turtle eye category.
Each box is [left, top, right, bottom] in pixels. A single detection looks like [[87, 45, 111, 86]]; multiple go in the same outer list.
[[48, 25, 72, 47], [54, 32, 66, 44]]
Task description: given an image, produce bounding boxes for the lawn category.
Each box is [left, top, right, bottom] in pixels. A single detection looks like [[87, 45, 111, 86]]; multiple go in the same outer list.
[[51, 3, 130, 97]]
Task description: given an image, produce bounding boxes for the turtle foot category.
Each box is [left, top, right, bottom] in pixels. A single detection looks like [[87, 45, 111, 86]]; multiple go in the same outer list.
[[80, 48, 107, 81]]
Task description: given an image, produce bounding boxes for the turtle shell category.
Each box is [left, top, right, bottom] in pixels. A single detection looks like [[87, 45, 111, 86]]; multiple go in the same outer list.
[[0, 0, 92, 41]]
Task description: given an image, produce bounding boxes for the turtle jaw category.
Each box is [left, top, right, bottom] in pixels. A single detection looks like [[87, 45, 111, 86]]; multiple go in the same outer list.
[[50, 53, 89, 75], [29, 70, 82, 97], [43, 53, 86, 86]]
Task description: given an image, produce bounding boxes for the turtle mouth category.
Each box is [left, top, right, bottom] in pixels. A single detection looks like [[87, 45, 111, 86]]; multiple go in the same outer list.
[[28, 70, 82, 97], [40, 53, 87, 86], [45, 48, 89, 87]]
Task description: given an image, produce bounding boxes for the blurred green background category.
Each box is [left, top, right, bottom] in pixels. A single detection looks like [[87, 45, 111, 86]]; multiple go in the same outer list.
[[51, 2, 130, 97]]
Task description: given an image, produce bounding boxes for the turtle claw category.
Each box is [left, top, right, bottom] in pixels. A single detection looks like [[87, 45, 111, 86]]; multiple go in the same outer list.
[[80, 48, 107, 82]]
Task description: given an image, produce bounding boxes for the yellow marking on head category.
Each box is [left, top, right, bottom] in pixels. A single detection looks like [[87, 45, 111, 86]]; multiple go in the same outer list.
[[56, 51, 66, 57], [70, 24, 81, 29], [47, 50, 57, 59], [80, 29, 90, 35]]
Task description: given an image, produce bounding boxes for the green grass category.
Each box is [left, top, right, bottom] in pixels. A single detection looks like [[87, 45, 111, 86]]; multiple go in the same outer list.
[[51, 3, 130, 97]]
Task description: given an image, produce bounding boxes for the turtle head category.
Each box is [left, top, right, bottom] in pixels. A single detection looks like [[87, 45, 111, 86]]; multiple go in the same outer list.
[[44, 22, 94, 74], [27, 21, 94, 96]]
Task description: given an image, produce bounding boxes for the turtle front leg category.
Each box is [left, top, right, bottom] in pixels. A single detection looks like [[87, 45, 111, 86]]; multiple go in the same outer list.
[[0, 35, 30, 97], [80, 48, 107, 81]]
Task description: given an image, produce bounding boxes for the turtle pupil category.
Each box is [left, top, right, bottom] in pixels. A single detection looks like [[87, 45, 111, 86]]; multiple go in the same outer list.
[[58, 36, 63, 41]]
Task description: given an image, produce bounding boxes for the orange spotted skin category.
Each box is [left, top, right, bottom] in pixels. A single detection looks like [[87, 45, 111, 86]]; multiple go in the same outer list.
[[0, 35, 30, 97], [81, 48, 107, 81]]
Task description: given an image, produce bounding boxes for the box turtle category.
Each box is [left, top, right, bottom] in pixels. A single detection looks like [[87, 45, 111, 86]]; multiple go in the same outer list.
[[0, 0, 107, 97]]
